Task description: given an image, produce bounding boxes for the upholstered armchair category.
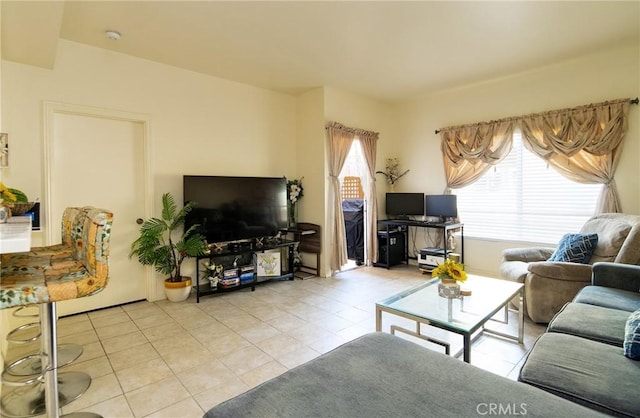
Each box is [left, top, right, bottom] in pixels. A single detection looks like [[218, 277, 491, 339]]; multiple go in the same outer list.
[[500, 213, 640, 323]]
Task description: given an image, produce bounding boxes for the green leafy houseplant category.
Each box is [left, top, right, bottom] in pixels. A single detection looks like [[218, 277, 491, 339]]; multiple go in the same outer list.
[[130, 192, 206, 282]]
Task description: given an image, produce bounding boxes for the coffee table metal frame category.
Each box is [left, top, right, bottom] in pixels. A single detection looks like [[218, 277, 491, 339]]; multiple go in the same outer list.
[[375, 276, 524, 363]]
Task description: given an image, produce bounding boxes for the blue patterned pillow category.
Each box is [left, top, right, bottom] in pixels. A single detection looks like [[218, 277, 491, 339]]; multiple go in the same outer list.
[[548, 233, 598, 264], [624, 309, 640, 360]]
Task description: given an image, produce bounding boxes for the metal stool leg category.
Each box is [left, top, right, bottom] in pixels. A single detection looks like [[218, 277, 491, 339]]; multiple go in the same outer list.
[[41, 302, 60, 417], [1, 302, 99, 418], [42, 303, 101, 418]]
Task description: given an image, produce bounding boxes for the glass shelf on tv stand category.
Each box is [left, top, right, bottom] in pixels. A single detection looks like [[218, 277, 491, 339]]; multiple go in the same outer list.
[[194, 238, 298, 302]]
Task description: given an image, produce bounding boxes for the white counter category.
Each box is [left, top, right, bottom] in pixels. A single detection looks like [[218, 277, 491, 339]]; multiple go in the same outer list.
[[0, 216, 32, 254]]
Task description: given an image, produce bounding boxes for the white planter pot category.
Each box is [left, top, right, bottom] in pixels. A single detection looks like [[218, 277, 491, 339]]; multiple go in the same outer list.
[[164, 277, 192, 302]]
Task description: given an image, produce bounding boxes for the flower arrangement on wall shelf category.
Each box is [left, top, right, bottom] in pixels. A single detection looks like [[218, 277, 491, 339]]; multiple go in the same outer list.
[[287, 178, 304, 204], [376, 158, 409, 186], [286, 177, 304, 227]]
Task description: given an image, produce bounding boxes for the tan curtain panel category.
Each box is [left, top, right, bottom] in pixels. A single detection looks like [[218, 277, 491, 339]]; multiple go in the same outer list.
[[520, 99, 630, 213], [440, 121, 515, 189], [326, 122, 355, 272], [357, 133, 379, 265]]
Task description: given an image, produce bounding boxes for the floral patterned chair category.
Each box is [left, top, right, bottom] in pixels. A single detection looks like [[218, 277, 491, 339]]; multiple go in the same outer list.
[[0, 206, 113, 417]]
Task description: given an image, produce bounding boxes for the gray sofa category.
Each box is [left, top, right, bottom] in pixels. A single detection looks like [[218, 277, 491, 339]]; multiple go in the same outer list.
[[519, 262, 640, 417], [204, 332, 608, 418], [501, 213, 640, 323]]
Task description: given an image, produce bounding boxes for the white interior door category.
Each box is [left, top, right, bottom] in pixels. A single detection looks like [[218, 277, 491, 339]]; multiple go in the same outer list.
[[45, 104, 150, 316]]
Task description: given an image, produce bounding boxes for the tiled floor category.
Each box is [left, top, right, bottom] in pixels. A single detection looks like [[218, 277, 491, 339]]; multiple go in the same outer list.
[[3, 265, 545, 418]]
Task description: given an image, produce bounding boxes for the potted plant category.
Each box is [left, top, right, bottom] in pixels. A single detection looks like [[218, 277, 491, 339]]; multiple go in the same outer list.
[[130, 192, 206, 302], [376, 157, 410, 191]]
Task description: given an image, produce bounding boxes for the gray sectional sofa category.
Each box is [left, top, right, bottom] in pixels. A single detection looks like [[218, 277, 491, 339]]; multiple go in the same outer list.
[[501, 213, 640, 323], [519, 262, 640, 417], [204, 262, 640, 418], [205, 332, 608, 418]]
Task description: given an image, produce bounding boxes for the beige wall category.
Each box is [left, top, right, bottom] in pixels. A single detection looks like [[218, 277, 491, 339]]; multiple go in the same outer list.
[[2, 39, 297, 204], [393, 43, 640, 276], [1, 40, 298, 289], [0, 39, 302, 356], [295, 88, 327, 274]]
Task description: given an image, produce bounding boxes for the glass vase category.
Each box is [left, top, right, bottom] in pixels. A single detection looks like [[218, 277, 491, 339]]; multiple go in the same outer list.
[[288, 202, 298, 228]]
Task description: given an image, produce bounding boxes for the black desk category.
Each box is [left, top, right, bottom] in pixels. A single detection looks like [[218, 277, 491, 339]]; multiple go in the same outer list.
[[374, 219, 464, 269]]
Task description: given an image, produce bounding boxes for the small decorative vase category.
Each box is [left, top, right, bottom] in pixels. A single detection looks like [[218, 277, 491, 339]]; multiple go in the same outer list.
[[207, 275, 219, 289], [388, 183, 396, 192], [288, 202, 298, 228], [438, 278, 461, 299]]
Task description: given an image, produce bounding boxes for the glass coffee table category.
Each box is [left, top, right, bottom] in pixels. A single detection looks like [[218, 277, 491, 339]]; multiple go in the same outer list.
[[375, 275, 524, 363]]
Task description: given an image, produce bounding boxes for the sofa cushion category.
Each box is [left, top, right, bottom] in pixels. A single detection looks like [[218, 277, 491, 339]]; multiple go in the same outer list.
[[581, 217, 632, 263], [547, 302, 628, 346], [624, 309, 640, 360], [548, 233, 598, 264], [206, 333, 608, 418], [500, 260, 529, 283], [573, 286, 640, 312], [519, 333, 640, 417]]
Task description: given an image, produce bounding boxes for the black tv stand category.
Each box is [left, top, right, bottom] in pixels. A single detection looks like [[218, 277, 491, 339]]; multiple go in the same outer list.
[[194, 238, 298, 302]]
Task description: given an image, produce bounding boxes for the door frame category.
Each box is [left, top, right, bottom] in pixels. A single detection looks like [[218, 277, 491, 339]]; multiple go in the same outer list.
[[42, 101, 157, 300]]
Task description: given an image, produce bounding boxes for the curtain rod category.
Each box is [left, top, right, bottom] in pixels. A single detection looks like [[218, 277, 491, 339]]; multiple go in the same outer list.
[[434, 97, 639, 135]]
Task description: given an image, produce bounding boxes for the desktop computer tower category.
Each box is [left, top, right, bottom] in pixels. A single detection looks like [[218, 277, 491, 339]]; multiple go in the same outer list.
[[377, 230, 405, 266]]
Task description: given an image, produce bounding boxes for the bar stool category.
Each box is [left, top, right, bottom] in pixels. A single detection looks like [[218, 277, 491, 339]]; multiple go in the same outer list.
[[3, 307, 82, 381], [1, 207, 113, 418]]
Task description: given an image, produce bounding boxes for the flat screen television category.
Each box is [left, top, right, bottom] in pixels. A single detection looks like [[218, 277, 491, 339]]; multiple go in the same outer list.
[[425, 194, 457, 220], [385, 193, 425, 219], [184, 175, 288, 243]]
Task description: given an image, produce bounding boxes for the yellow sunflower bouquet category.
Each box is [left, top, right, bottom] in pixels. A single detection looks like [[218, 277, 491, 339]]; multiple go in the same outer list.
[[432, 258, 467, 283]]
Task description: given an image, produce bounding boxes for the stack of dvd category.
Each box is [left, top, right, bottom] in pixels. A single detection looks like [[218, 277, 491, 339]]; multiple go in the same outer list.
[[239, 265, 255, 284], [219, 268, 240, 287]]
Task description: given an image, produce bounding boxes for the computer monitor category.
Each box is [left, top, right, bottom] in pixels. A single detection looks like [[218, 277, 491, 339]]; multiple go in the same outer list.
[[385, 193, 425, 219], [425, 194, 457, 221]]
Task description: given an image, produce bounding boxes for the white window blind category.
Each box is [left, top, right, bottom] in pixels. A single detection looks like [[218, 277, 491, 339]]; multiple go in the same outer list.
[[453, 132, 602, 245]]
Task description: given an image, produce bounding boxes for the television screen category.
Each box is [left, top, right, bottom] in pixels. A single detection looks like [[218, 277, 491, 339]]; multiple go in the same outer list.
[[184, 176, 288, 243], [385, 193, 425, 218], [425, 194, 457, 219]]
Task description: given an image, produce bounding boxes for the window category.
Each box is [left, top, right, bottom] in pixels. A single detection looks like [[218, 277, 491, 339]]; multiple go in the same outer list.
[[454, 131, 601, 245]]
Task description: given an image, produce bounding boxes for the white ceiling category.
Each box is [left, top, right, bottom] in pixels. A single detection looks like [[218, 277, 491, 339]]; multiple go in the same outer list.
[[2, 1, 639, 102]]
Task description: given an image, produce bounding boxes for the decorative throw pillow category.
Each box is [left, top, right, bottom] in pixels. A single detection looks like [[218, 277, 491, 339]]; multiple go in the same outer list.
[[624, 309, 640, 360], [547, 233, 598, 264]]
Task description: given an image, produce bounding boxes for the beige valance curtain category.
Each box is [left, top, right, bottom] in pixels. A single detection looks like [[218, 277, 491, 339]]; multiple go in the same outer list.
[[326, 121, 379, 272], [440, 121, 515, 189], [439, 98, 632, 212], [520, 99, 629, 213]]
